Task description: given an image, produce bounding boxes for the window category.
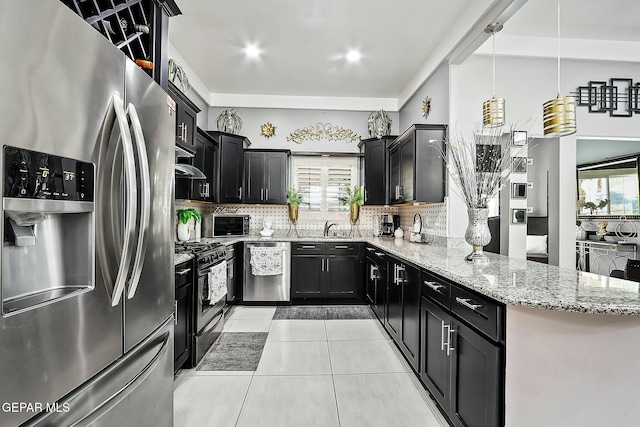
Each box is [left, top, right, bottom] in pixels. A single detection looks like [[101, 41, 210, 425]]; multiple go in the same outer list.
[[291, 156, 359, 216]]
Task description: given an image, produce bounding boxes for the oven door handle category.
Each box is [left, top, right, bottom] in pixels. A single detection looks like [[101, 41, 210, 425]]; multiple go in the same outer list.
[[125, 102, 151, 300]]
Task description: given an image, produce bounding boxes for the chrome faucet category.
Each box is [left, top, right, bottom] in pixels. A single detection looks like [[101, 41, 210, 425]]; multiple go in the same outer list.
[[324, 221, 338, 237]]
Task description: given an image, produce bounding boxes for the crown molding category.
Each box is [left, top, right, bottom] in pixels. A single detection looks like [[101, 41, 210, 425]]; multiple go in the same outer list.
[[208, 93, 398, 112]]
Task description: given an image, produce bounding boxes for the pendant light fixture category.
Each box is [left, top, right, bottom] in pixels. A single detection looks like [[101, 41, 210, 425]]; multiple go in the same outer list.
[[482, 22, 505, 127], [542, 0, 576, 137]]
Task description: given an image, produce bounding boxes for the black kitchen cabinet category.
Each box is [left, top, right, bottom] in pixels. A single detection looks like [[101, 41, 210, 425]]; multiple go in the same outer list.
[[387, 256, 420, 370], [359, 136, 397, 205], [174, 259, 194, 373], [449, 318, 501, 427], [169, 82, 200, 153], [291, 243, 363, 301], [193, 128, 217, 201], [419, 270, 504, 427], [207, 131, 250, 203], [243, 150, 289, 204], [365, 246, 387, 322], [389, 124, 447, 204]]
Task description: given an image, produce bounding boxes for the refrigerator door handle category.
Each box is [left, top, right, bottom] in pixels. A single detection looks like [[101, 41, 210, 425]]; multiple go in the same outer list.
[[125, 103, 151, 300], [107, 93, 138, 307]]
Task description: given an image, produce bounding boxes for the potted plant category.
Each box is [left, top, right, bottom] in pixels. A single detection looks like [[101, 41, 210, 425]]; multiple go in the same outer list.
[[286, 187, 303, 224], [176, 208, 201, 241], [339, 186, 364, 225]]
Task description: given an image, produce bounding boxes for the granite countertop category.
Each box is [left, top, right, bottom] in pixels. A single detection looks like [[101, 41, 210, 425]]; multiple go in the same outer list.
[[178, 234, 640, 315], [174, 252, 194, 266]]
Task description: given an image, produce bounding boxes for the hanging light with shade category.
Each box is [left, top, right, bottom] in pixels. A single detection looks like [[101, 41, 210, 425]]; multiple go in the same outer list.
[[542, 0, 576, 137], [482, 22, 505, 127]]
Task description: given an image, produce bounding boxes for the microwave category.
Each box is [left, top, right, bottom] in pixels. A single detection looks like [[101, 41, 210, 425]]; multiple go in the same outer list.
[[203, 215, 250, 237]]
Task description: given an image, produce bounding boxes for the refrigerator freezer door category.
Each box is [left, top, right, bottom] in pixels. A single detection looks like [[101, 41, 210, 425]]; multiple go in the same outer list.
[[123, 60, 175, 352], [0, 2, 124, 426], [24, 319, 174, 427]]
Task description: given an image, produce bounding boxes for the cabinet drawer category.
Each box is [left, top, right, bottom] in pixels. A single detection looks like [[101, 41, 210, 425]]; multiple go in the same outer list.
[[365, 245, 386, 264], [327, 242, 358, 255], [421, 270, 450, 309], [451, 285, 503, 342], [291, 243, 324, 255], [175, 261, 193, 289]]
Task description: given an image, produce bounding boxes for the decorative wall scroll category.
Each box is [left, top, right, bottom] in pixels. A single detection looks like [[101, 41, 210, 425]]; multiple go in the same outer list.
[[574, 78, 640, 117], [286, 123, 361, 144]]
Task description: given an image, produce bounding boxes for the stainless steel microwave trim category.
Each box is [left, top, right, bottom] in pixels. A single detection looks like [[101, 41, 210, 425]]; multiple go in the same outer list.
[[203, 214, 250, 237], [175, 163, 206, 179]]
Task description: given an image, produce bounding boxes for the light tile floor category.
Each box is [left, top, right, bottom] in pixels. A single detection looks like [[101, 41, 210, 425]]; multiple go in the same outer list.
[[174, 307, 447, 427]]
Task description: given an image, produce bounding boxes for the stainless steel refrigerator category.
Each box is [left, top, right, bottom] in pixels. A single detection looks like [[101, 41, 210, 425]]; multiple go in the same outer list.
[[0, 2, 175, 426]]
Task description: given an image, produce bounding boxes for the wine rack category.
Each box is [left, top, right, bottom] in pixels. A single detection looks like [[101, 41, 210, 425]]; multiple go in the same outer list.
[[61, 0, 153, 67]]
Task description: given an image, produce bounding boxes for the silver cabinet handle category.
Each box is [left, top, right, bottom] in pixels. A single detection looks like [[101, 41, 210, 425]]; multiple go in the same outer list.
[[399, 186, 403, 197], [425, 281, 445, 294], [446, 326, 456, 356], [335, 245, 349, 249], [326, 258, 330, 272], [374, 252, 385, 257], [239, 187, 242, 198], [321, 258, 325, 272], [366, 247, 375, 252], [261, 188, 264, 201], [184, 123, 188, 142], [441, 320, 446, 351], [455, 297, 484, 312], [301, 245, 316, 249], [125, 103, 151, 300], [370, 265, 378, 281], [230, 262, 234, 279], [364, 189, 368, 202], [174, 301, 178, 325], [396, 265, 405, 285], [266, 188, 269, 200], [176, 268, 191, 276]]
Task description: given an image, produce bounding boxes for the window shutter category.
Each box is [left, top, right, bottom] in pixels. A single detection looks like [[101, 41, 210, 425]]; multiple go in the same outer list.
[[327, 164, 353, 211], [295, 162, 322, 211]]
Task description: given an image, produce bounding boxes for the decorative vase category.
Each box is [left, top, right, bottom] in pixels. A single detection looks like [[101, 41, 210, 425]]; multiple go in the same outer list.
[[464, 208, 491, 264], [216, 109, 243, 134], [596, 221, 608, 241], [177, 222, 191, 241], [349, 204, 360, 225], [288, 205, 299, 224]]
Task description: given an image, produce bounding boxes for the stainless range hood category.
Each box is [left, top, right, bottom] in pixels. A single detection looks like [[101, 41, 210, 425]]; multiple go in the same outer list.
[[175, 163, 206, 179]]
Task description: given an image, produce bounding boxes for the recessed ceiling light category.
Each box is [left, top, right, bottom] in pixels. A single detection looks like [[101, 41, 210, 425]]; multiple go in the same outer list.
[[244, 44, 261, 58], [346, 50, 361, 62]]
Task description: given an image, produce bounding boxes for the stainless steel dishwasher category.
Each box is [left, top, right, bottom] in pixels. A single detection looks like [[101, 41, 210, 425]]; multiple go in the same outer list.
[[243, 242, 291, 302]]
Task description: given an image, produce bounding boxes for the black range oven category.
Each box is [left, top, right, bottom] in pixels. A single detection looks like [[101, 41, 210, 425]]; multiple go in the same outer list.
[[176, 241, 228, 366]]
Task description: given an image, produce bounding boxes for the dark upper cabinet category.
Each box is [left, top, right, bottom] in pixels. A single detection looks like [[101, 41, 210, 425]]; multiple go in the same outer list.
[[359, 136, 397, 205], [193, 128, 217, 202], [168, 82, 200, 153], [207, 131, 251, 203], [243, 150, 289, 204], [388, 124, 447, 204]]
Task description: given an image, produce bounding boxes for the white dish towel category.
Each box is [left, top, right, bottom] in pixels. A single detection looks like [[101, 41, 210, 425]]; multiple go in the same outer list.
[[208, 260, 227, 304], [249, 246, 283, 276]]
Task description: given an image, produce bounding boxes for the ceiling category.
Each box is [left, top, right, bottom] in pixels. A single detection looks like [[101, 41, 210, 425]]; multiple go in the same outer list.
[[169, 0, 639, 109]]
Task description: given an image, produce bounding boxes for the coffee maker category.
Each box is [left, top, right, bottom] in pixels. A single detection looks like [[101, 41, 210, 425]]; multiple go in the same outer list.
[[380, 214, 400, 236]]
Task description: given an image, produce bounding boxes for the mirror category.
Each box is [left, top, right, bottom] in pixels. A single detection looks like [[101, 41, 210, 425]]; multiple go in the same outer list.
[[577, 139, 640, 216]]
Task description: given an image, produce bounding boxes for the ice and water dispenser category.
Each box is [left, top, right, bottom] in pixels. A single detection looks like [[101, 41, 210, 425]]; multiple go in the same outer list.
[[1, 146, 94, 315]]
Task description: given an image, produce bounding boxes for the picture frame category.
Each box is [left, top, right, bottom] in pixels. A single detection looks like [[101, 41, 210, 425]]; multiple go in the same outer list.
[[512, 130, 527, 146], [512, 183, 527, 199], [512, 157, 528, 174], [511, 208, 527, 224]]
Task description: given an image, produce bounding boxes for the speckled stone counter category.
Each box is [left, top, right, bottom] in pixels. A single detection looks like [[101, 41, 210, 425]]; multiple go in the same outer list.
[[190, 234, 640, 315], [174, 252, 194, 266]]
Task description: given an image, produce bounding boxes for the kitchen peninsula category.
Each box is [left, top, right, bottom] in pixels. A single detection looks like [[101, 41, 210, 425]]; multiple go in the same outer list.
[[204, 234, 640, 427]]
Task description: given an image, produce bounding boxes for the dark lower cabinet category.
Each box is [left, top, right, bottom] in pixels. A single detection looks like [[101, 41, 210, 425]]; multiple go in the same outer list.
[[449, 318, 501, 427], [386, 256, 420, 371], [174, 260, 194, 373], [291, 243, 363, 301], [420, 297, 450, 410], [419, 276, 504, 427], [291, 256, 323, 297]]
